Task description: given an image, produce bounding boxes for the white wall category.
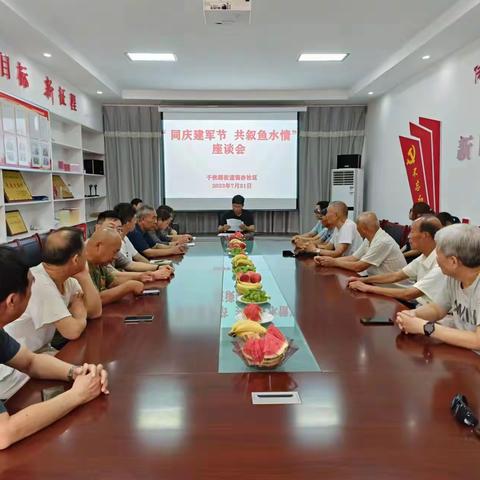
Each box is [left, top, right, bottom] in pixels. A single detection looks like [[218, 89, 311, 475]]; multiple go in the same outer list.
[[0, 35, 102, 131], [365, 36, 480, 225]]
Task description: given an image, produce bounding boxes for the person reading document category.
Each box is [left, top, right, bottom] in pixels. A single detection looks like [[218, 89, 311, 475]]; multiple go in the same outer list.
[[218, 195, 255, 234]]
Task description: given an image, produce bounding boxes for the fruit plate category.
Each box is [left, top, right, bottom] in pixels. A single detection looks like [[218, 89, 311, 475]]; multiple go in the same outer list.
[[232, 338, 298, 370], [237, 295, 270, 305], [235, 311, 274, 324]]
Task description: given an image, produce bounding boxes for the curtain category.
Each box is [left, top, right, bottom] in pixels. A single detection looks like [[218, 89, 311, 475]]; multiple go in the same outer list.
[[297, 106, 366, 231], [103, 105, 366, 234], [103, 106, 161, 207]]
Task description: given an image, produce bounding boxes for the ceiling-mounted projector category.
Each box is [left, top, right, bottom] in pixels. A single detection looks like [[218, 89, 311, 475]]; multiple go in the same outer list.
[[203, 0, 251, 25]]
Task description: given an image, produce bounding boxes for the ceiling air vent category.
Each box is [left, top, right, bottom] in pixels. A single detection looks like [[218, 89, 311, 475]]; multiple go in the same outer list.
[[204, 0, 252, 25]]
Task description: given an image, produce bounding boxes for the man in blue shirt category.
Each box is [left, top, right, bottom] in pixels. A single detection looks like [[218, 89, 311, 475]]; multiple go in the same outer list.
[[292, 201, 333, 250], [0, 246, 109, 449], [127, 205, 186, 259]]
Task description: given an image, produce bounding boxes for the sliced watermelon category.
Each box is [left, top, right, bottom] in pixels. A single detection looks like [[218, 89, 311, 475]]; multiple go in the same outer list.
[[263, 333, 286, 357], [242, 337, 265, 364], [243, 304, 263, 322], [266, 324, 286, 343]]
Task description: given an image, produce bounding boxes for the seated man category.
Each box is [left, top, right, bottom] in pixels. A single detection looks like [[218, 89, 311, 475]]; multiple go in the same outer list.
[[86, 228, 145, 305], [315, 212, 407, 280], [156, 205, 192, 243], [218, 195, 255, 233], [131, 198, 143, 211], [348, 216, 446, 304], [0, 246, 108, 450], [292, 201, 331, 248], [313, 201, 362, 258], [403, 201, 433, 260], [127, 206, 186, 259], [149, 206, 190, 246], [396, 224, 480, 352], [295, 209, 334, 252], [0, 228, 102, 399], [96, 210, 173, 281]]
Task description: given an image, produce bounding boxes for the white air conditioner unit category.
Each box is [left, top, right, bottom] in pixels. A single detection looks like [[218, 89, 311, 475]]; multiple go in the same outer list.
[[330, 168, 364, 220]]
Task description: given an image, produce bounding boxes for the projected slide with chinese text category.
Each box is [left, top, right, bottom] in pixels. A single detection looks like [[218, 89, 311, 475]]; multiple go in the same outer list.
[[163, 112, 298, 210]]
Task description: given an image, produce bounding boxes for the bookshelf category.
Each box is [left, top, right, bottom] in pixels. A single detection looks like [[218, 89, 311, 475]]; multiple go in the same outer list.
[[0, 94, 107, 243]]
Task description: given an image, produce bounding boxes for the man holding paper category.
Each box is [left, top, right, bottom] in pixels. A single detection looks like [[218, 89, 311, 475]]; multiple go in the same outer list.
[[218, 195, 255, 233]]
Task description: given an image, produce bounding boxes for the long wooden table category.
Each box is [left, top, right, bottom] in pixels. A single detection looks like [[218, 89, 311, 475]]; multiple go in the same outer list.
[[4, 237, 480, 479]]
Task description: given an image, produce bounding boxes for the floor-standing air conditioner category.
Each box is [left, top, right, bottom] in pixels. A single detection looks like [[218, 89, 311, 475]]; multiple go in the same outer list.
[[330, 168, 364, 220]]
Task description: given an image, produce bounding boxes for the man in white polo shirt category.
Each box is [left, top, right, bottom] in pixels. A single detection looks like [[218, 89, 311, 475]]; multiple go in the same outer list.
[[396, 224, 480, 353], [348, 215, 445, 303], [313, 201, 362, 258], [315, 212, 406, 281], [0, 227, 102, 399]]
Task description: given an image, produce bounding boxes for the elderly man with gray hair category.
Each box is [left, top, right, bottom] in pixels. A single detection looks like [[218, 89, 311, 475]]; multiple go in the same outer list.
[[127, 205, 186, 259], [396, 224, 480, 352], [315, 212, 407, 285]]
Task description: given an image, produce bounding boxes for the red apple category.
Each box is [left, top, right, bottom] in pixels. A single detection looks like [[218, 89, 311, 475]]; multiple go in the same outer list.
[[239, 273, 251, 283], [249, 272, 262, 283]]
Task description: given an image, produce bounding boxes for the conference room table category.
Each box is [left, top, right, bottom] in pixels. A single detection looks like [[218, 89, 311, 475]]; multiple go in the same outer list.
[[3, 237, 480, 479]]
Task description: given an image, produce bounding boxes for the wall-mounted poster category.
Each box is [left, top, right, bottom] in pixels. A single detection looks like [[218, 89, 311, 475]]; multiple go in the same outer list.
[[4, 132, 18, 166], [1, 101, 16, 133], [17, 135, 31, 167], [30, 140, 41, 168], [0, 133, 5, 165], [5, 210, 28, 236], [40, 142, 50, 169], [15, 107, 28, 137], [29, 111, 40, 139], [38, 115, 50, 141]]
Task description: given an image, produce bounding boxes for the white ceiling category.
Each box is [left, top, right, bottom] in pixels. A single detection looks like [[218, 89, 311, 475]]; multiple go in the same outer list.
[[1, 0, 480, 103]]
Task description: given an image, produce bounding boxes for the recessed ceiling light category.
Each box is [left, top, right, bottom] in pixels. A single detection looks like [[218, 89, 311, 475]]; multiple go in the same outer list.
[[368, 91, 374, 95], [422, 55, 431, 60], [126, 52, 177, 62], [298, 53, 348, 62], [43, 52, 52, 58], [96, 90, 103, 95]]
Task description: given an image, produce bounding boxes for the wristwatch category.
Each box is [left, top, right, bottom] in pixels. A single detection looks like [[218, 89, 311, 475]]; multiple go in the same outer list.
[[67, 365, 78, 382], [423, 321, 436, 337]]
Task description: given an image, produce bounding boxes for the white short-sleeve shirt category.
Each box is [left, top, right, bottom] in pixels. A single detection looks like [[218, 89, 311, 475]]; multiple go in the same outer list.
[[352, 228, 408, 282], [120, 236, 139, 262], [402, 250, 447, 305], [0, 264, 82, 399], [330, 218, 362, 256], [436, 274, 480, 353]]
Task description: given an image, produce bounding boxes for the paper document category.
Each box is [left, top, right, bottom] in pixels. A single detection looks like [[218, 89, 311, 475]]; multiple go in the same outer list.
[[226, 218, 242, 232]]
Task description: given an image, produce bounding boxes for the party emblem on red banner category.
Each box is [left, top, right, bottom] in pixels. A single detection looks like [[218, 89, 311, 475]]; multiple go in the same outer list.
[[399, 117, 441, 212]]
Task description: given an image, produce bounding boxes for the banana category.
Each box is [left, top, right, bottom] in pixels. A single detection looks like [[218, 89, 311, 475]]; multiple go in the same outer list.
[[229, 319, 267, 339], [236, 282, 262, 295], [232, 254, 248, 263], [234, 258, 254, 267]]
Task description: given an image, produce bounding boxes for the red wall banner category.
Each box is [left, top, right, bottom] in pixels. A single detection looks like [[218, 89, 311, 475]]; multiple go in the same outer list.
[[399, 117, 441, 211], [399, 136, 429, 204]]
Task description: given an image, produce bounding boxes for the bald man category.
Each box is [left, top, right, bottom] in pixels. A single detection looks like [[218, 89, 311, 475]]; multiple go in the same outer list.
[[86, 228, 144, 305], [313, 201, 362, 258], [0, 227, 101, 400], [315, 212, 407, 284], [349, 215, 447, 304]]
